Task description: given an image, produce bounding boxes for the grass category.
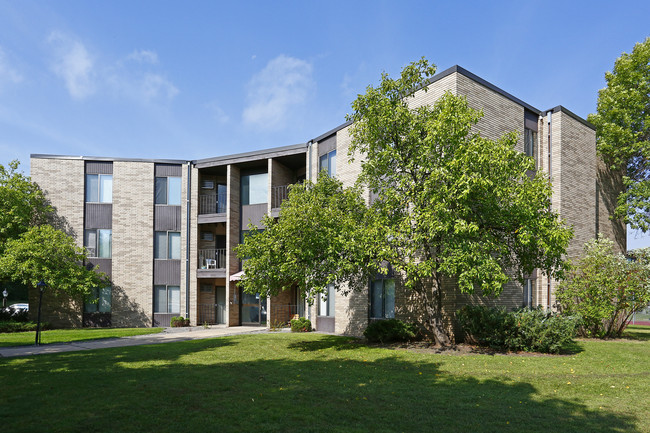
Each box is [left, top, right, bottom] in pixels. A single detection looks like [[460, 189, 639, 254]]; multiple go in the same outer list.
[[0, 328, 648, 433], [0, 327, 163, 347]]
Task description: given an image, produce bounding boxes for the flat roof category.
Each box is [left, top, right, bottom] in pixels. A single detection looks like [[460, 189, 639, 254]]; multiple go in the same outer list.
[[30, 154, 188, 164], [193, 143, 307, 169]]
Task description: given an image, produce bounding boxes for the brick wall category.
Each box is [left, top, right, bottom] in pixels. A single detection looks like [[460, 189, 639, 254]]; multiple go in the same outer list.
[[226, 164, 241, 325]]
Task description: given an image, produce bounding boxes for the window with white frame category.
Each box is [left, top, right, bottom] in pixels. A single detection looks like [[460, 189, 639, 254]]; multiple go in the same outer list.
[[154, 285, 180, 314], [319, 150, 337, 177], [154, 231, 181, 259], [155, 176, 181, 205], [318, 284, 335, 317], [84, 229, 112, 258], [370, 278, 395, 319], [84, 287, 112, 313], [85, 174, 113, 203]]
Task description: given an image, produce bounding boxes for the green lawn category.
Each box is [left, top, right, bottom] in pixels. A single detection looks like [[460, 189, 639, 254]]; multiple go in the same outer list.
[[1, 328, 648, 433], [0, 327, 163, 347]]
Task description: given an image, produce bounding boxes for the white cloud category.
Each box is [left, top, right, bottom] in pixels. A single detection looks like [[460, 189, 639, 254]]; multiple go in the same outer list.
[[205, 100, 230, 124], [47, 31, 95, 99], [141, 73, 178, 101], [126, 50, 159, 64], [243, 54, 314, 129], [0, 47, 23, 88]]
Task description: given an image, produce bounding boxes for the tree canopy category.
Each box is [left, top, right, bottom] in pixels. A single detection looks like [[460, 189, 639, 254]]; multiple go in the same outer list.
[[588, 37, 650, 231]]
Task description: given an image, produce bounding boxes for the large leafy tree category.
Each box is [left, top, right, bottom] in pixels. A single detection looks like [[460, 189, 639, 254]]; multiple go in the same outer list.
[[236, 174, 378, 302], [588, 38, 650, 231], [347, 58, 573, 344], [557, 238, 650, 338]]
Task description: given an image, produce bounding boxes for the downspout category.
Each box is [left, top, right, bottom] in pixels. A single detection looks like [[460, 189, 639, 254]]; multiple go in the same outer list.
[[546, 111, 552, 310], [185, 161, 191, 320]]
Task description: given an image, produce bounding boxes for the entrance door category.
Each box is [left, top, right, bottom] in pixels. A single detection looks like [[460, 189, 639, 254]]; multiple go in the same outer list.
[[316, 284, 335, 333], [240, 290, 266, 325]]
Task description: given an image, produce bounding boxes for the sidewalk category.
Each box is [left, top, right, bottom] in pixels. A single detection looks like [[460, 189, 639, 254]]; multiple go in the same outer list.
[[0, 325, 267, 358]]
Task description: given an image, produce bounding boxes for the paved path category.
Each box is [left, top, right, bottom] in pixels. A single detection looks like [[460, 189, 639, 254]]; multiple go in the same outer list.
[[0, 325, 267, 358]]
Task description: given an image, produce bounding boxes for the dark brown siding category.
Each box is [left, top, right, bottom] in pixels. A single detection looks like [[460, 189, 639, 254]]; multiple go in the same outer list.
[[85, 161, 113, 174], [154, 205, 181, 231], [154, 260, 181, 285], [318, 135, 336, 156], [86, 258, 112, 278], [85, 203, 112, 229], [241, 203, 267, 229], [155, 164, 182, 177]]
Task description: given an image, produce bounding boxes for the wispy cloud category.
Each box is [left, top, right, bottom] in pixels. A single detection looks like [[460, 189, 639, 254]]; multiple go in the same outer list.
[[140, 73, 178, 101], [126, 49, 159, 64], [205, 100, 230, 124], [0, 46, 23, 88], [243, 54, 314, 129], [47, 31, 95, 99]]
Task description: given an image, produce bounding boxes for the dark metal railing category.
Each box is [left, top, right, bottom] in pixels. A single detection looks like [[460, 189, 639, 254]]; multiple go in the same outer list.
[[198, 304, 226, 325], [198, 248, 226, 269], [271, 185, 289, 209], [199, 192, 227, 215], [270, 304, 299, 326]]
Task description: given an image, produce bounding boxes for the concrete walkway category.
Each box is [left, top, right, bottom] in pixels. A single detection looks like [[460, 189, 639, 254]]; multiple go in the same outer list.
[[0, 325, 267, 358]]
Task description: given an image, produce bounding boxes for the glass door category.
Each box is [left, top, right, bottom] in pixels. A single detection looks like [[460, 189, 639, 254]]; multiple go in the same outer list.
[[240, 290, 266, 325]]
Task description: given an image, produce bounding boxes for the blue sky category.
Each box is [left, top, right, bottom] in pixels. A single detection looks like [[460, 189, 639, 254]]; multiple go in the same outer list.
[[0, 0, 649, 248]]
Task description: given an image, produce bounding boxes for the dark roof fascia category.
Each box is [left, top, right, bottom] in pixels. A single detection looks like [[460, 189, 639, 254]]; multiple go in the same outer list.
[[193, 143, 307, 168], [311, 120, 353, 143], [547, 105, 596, 131], [30, 154, 189, 164]]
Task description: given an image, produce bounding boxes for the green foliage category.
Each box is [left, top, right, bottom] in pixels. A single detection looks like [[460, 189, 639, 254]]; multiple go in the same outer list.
[[236, 174, 378, 302], [557, 237, 650, 338], [588, 38, 650, 231], [170, 316, 190, 327], [363, 319, 420, 343], [0, 225, 108, 299], [290, 317, 312, 332], [457, 305, 578, 354], [0, 321, 51, 333]]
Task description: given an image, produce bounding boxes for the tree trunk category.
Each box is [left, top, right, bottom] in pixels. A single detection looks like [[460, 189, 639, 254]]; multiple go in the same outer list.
[[415, 274, 451, 346]]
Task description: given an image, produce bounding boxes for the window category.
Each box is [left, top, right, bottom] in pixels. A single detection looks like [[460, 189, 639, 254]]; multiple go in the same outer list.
[[154, 285, 180, 314], [319, 150, 337, 177], [85, 174, 112, 203], [84, 229, 112, 258], [201, 180, 215, 190], [318, 284, 335, 317], [524, 128, 537, 167], [241, 172, 268, 205], [370, 278, 395, 319], [84, 287, 112, 313], [155, 176, 181, 205], [154, 231, 181, 259], [523, 279, 533, 307], [200, 231, 214, 241]]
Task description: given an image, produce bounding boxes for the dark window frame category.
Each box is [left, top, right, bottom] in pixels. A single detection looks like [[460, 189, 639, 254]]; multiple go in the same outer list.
[[155, 176, 182, 205], [154, 230, 181, 259]]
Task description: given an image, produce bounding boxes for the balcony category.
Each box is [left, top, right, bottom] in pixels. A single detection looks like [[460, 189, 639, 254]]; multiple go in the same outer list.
[[197, 248, 226, 278], [198, 192, 227, 224], [271, 185, 289, 217]]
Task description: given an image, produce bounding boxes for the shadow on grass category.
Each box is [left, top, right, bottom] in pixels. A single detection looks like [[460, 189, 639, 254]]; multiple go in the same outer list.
[[623, 325, 650, 341], [0, 334, 641, 433]]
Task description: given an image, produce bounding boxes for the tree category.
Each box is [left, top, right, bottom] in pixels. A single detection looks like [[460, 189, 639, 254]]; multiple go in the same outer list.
[[346, 58, 573, 344], [557, 237, 650, 338], [588, 38, 650, 231], [0, 225, 107, 300], [0, 160, 56, 253], [235, 174, 378, 302]]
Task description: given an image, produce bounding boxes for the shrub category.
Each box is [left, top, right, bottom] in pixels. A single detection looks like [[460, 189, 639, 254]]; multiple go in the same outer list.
[[170, 316, 190, 327], [557, 238, 650, 338], [0, 308, 29, 322], [457, 305, 577, 354], [363, 319, 420, 343], [290, 317, 312, 332], [0, 321, 51, 333]]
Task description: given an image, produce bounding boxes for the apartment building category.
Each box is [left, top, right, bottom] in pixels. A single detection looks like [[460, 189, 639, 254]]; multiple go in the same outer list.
[[29, 65, 623, 334]]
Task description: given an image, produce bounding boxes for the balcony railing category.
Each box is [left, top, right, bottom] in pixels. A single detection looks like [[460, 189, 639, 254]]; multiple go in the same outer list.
[[270, 304, 299, 326], [199, 192, 227, 215], [271, 185, 289, 209], [198, 304, 226, 325], [198, 248, 226, 269]]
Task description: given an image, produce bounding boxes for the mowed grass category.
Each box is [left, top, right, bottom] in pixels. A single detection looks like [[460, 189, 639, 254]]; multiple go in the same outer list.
[[0, 327, 163, 347], [1, 328, 649, 433]]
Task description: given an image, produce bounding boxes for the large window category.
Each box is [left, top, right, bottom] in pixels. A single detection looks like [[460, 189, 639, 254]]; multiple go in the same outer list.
[[84, 229, 112, 258], [84, 287, 112, 313], [86, 174, 112, 203], [524, 128, 537, 167], [155, 176, 181, 205], [319, 150, 337, 177], [154, 285, 180, 314], [154, 231, 181, 259], [241, 172, 268, 205], [318, 284, 335, 317], [370, 278, 395, 319], [523, 279, 533, 307]]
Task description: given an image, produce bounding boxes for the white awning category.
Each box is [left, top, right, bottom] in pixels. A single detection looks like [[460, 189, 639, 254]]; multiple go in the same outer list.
[[229, 271, 245, 281]]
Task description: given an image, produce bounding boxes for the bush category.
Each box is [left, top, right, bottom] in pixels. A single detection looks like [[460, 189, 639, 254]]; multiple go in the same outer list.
[[290, 317, 312, 332], [457, 305, 577, 354], [363, 319, 420, 343], [0, 321, 50, 333], [0, 307, 29, 322], [170, 316, 190, 327]]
